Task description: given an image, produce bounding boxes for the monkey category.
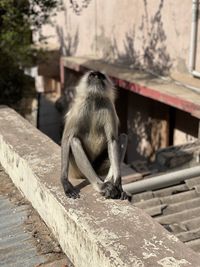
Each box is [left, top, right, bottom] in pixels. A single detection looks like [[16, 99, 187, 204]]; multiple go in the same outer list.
[[60, 70, 130, 200]]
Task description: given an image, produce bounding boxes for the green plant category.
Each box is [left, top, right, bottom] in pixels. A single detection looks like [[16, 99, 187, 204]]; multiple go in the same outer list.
[[0, 0, 60, 106]]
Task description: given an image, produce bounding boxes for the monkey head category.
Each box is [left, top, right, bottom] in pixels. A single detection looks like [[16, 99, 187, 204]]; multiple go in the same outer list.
[[87, 71, 106, 87], [76, 71, 115, 99]]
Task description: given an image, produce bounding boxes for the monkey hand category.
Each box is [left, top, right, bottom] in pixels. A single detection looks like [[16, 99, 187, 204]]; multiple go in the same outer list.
[[120, 191, 132, 202], [63, 180, 80, 199], [116, 182, 132, 201], [101, 181, 131, 201]]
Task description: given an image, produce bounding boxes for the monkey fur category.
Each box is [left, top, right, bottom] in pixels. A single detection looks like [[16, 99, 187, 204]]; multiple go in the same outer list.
[[61, 71, 129, 200]]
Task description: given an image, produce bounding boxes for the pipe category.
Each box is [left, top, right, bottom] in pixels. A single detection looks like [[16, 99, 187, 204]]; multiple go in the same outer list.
[[191, 70, 200, 78], [189, 0, 200, 78], [123, 165, 200, 194]]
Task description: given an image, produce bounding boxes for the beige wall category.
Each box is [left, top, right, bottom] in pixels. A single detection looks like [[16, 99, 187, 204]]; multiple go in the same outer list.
[[37, 0, 200, 75], [173, 109, 198, 145], [35, 1, 199, 161]]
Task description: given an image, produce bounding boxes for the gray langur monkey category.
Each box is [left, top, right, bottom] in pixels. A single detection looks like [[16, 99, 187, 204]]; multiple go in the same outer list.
[[61, 71, 130, 200]]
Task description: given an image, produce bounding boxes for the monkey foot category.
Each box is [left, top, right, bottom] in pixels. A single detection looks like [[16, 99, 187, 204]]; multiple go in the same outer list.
[[63, 181, 80, 199], [100, 182, 120, 199], [101, 181, 130, 200], [65, 189, 80, 199], [101, 182, 132, 201], [120, 191, 132, 202]]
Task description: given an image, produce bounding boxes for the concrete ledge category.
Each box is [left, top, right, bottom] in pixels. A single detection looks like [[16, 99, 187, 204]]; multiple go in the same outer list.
[[0, 106, 200, 267]]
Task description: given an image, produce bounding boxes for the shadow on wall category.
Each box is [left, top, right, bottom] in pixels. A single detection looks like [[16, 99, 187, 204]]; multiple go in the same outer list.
[[126, 92, 170, 163], [141, 0, 172, 75], [69, 0, 92, 15], [54, 0, 171, 75], [96, 26, 142, 69], [55, 25, 79, 56], [96, 0, 172, 75], [128, 111, 166, 162]]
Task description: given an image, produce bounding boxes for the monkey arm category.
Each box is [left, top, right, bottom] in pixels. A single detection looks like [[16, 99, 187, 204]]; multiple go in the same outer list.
[[104, 126, 130, 200], [70, 137, 127, 199], [105, 133, 128, 182], [103, 108, 121, 186], [61, 135, 122, 199], [107, 138, 121, 185], [61, 135, 80, 198], [103, 137, 130, 200], [61, 135, 70, 180]]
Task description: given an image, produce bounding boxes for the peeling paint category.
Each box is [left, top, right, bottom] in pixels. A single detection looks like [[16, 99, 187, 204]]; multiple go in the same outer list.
[[108, 203, 136, 216], [157, 257, 191, 267], [142, 236, 175, 257], [142, 252, 157, 259], [130, 256, 144, 267], [167, 234, 179, 243]]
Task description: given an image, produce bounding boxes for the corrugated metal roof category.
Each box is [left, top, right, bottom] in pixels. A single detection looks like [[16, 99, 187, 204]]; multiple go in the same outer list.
[[132, 175, 200, 253], [0, 195, 46, 267]]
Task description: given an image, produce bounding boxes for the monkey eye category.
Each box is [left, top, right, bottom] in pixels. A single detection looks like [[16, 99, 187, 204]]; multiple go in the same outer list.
[[98, 72, 106, 80], [88, 71, 106, 81]]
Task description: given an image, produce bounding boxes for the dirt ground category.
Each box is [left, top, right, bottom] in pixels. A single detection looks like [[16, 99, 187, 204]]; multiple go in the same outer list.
[[0, 165, 72, 267]]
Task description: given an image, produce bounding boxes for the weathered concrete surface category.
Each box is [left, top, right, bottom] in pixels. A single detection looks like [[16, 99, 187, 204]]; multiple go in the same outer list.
[[0, 106, 200, 267]]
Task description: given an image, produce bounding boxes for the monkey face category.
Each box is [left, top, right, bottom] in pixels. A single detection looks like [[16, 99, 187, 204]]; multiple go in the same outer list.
[[87, 71, 106, 89], [76, 71, 115, 99]]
